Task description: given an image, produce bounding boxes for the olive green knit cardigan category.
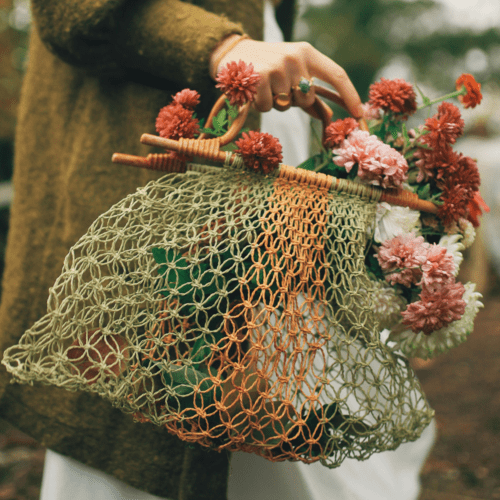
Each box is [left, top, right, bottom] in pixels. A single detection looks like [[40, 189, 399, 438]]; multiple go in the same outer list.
[[0, 1, 270, 498]]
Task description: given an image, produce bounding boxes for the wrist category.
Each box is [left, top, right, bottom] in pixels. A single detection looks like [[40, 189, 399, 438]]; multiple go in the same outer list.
[[209, 34, 250, 80]]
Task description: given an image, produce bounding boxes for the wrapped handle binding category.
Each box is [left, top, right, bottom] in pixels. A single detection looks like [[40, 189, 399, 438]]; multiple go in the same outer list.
[[112, 87, 438, 214]]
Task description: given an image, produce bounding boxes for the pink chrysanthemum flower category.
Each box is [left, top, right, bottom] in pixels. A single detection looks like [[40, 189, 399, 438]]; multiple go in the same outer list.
[[377, 232, 429, 287], [368, 78, 417, 116], [172, 89, 200, 110], [401, 281, 466, 335], [215, 60, 261, 107], [419, 244, 456, 292], [323, 118, 359, 149], [155, 103, 200, 140], [235, 130, 283, 174], [333, 130, 408, 188], [361, 102, 382, 121]]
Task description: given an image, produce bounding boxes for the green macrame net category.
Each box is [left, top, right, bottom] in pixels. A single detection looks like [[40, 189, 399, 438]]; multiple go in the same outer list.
[[3, 164, 434, 466]]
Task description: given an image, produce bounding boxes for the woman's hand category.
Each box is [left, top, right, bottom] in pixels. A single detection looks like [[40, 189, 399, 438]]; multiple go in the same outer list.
[[210, 36, 364, 118]]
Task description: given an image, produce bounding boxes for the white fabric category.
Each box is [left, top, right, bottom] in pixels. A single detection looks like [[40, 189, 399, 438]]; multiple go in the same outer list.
[[40, 3, 436, 499], [41, 450, 172, 500]]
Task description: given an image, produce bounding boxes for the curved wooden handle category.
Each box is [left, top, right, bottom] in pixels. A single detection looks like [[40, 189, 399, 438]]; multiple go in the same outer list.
[[198, 86, 368, 142]]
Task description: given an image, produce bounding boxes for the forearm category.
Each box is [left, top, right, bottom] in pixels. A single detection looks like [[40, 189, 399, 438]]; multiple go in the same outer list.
[[31, 0, 245, 88]]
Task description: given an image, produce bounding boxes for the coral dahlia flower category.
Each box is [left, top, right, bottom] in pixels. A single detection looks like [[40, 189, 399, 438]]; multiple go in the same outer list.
[[155, 103, 200, 140], [172, 89, 200, 110], [368, 78, 417, 116], [235, 131, 283, 174], [456, 73, 482, 109], [216, 60, 261, 107], [323, 117, 359, 149]]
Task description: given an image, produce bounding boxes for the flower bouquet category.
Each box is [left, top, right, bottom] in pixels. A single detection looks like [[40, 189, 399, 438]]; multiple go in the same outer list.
[[2, 63, 488, 467]]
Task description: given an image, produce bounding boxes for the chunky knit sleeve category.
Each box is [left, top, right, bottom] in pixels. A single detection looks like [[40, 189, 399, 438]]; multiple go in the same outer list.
[[31, 0, 247, 88]]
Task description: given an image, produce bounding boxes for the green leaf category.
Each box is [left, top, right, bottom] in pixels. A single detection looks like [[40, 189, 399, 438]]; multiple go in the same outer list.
[[401, 123, 411, 148], [346, 163, 359, 181], [388, 123, 400, 140], [417, 183, 431, 199], [163, 366, 222, 409], [221, 142, 238, 152], [151, 246, 167, 265], [213, 109, 227, 133], [152, 247, 195, 299], [225, 100, 239, 119], [296, 156, 317, 172], [191, 336, 212, 365], [366, 252, 385, 281], [321, 161, 348, 179]]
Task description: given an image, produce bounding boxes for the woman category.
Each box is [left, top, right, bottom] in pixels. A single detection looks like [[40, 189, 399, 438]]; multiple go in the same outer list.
[[0, 0, 368, 499]]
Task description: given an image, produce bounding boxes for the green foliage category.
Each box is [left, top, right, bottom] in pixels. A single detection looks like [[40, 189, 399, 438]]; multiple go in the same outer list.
[[199, 100, 240, 137]]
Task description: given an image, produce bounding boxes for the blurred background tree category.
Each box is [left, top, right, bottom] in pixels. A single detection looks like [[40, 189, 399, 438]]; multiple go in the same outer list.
[[297, 0, 500, 102]]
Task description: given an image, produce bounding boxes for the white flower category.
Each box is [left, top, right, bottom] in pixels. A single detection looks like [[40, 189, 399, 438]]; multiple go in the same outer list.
[[355, 279, 406, 331], [388, 282, 483, 359], [438, 233, 464, 276], [373, 202, 421, 243], [458, 218, 476, 248], [371, 280, 407, 330]]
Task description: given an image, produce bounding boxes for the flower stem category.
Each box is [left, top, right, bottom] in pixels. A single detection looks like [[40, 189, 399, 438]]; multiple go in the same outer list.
[[314, 158, 330, 173], [417, 87, 467, 111]]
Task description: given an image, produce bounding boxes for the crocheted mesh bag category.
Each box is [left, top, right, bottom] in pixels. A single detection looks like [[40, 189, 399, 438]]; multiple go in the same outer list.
[[3, 160, 434, 465]]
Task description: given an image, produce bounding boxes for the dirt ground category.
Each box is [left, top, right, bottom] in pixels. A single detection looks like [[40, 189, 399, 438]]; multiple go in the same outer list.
[[0, 292, 498, 499], [416, 291, 500, 500]]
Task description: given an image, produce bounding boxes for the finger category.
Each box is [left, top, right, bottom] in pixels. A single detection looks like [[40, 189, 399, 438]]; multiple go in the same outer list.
[[253, 74, 274, 112], [307, 51, 364, 118], [270, 70, 293, 112], [291, 78, 316, 109]]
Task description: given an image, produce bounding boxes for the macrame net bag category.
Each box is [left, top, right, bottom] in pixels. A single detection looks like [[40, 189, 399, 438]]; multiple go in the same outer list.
[[3, 91, 435, 467]]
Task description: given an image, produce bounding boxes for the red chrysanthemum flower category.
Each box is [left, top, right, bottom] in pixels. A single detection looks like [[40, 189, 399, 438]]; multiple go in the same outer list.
[[215, 60, 261, 107], [414, 144, 459, 183], [421, 102, 465, 150], [235, 130, 283, 174], [437, 179, 473, 227], [401, 281, 466, 335], [323, 117, 359, 149], [456, 73, 482, 109], [172, 89, 200, 110], [155, 103, 200, 140], [467, 191, 490, 227], [368, 78, 417, 116], [436, 153, 480, 192]]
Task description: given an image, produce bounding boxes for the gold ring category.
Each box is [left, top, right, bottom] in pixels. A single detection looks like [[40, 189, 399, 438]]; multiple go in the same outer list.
[[273, 92, 292, 111]]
